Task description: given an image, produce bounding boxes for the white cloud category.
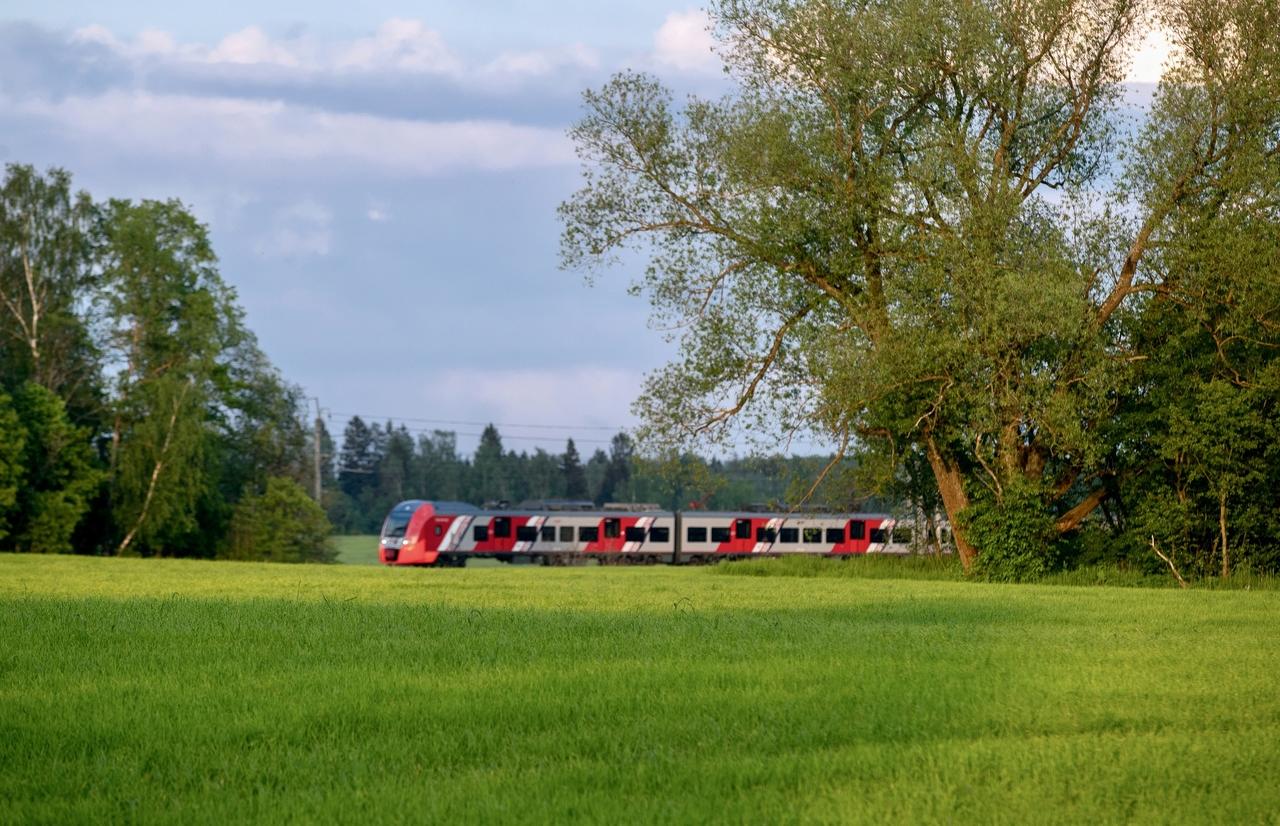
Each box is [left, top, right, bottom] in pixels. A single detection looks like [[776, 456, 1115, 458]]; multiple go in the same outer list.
[[366, 204, 390, 222], [482, 43, 600, 78], [209, 26, 302, 68], [336, 18, 461, 74], [9, 91, 576, 177], [653, 10, 718, 73], [1127, 26, 1177, 84]]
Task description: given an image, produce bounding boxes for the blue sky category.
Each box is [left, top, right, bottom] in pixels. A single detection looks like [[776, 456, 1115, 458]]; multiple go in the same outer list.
[[0, 5, 1172, 456]]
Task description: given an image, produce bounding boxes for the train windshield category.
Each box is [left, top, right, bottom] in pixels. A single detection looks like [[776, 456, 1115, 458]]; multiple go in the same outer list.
[[382, 513, 412, 538], [381, 501, 423, 538]]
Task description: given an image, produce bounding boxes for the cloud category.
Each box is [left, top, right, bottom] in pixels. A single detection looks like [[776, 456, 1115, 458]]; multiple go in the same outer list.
[[653, 10, 718, 74], [336, 18, 461, 75], [209, 26, 303, 68], [482, 43, 600, 79], [366, 204, 390, 222], [8, 90, 576, 177], [1127, 26, 1177, 84]]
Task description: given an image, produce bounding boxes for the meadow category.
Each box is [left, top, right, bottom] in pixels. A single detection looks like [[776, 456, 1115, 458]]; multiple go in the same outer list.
[[2, 554, 1278, 824]]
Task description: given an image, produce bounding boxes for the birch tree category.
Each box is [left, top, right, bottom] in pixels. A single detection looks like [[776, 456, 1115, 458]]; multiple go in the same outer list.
[[99, 199, 242, 556]]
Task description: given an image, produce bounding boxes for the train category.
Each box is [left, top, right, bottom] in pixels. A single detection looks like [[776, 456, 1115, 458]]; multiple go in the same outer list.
[[377, 500, 912, 566]]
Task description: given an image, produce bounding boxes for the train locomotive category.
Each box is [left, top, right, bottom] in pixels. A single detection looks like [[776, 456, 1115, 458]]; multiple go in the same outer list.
[[378, 500, 908, 566]]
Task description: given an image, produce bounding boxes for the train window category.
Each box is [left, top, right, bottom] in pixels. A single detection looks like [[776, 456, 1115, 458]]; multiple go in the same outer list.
[[826, 528, 845, 544], [894, 526, 913, 544], [779, 528, 799, 543], [755, 527, 777, 542], [625, 527, 646, 542], [541, 525, 556, 541], [870, 528, 887, 543], [516, 526, 538, 542], [434, 525, 443, 536], [650, 526, 670, 542], [579, 526, 599, 542], [711, 527, 731, 543], [604, 518, 621, 539], [735, 519, 752, 539], [559, 526, 575, 542], [493, 517, 511, 538], [473, 525, 489, 542], [803, 528, 822, 543], [687, 527, 707, 542], [849, 520, 865, 540]]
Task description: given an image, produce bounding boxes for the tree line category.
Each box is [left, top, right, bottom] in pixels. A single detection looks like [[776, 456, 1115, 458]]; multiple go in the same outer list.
[[0, 164, 332, 562], [324, 419, 883, 534]]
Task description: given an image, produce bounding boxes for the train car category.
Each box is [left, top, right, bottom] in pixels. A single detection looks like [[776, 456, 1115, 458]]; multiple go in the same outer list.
[[450, 508, 677, 564], [378, 500, 479, 566], [379, 500, 677, 566], [678, 511, 902, 560], [379, 501, 907, 566]]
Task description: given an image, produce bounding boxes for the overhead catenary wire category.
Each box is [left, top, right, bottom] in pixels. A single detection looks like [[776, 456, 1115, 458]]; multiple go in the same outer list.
[[327, 411, 626, 432]]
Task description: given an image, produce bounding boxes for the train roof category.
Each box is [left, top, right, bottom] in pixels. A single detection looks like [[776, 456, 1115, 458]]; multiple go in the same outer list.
[[474, 509, 675, 519], [683, 511, 894, 520]]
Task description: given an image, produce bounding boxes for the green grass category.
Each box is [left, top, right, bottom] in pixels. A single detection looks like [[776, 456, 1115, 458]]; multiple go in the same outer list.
[[2, 554, 1279, 824], [331, 534, 380, 565]]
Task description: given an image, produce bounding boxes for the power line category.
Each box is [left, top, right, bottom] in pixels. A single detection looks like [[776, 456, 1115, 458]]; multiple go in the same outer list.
[[327, 410, 626, 432], [392, 426, 615, 446]]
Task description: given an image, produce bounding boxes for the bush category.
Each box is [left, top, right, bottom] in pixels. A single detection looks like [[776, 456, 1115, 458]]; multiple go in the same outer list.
[[962, 481, 1058, 582], [223, 477, 336, 563]]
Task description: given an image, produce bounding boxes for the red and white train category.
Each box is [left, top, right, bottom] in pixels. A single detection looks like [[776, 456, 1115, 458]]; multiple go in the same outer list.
[[378, 500, 908, 566]]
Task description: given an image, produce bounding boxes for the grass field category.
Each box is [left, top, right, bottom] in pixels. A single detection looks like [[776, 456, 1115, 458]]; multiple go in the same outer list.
[[332, 534, 380, 565], [2, 554, 1279, 824]]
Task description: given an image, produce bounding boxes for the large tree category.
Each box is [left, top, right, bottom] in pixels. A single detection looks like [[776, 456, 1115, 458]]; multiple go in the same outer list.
[[0, 165, 99, 412], [561, 0, 1280, 572], [100, 199, 244, 556]]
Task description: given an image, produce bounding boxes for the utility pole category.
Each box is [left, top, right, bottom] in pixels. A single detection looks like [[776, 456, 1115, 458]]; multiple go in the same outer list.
[[312, 397, 324, 503]]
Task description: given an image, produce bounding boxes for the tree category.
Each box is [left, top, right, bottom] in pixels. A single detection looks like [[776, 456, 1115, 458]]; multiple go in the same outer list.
[[0, 164, 99, 408], [0, 393, 24, 544], [561, 438, 587, 499], [561, 0, 1280, 573], [7, 382, 100, 553], [586, 448, 610, 504], [525, 448, 563, 501], [597, 431, 635, 504], [473, 424, 508, 502], [338, 416, 377, 501], [223, 476, 336, 563], [415, 430, 462, 501], [100, 199, 243, 556]]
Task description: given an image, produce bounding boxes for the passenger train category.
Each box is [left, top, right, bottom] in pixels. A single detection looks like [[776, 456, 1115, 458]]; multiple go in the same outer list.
[[378, 500, 910, 566]]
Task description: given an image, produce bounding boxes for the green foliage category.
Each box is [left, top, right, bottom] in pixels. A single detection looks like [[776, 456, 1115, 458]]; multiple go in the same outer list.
[[0, 164, 100, 409], [560, 438, 587, 499], [9, 382, 99, 553], [560, 0, 1280, 573], [223, 477, 335, 563], [962, 481, 1059, 582], [0, 393, 24, 543]]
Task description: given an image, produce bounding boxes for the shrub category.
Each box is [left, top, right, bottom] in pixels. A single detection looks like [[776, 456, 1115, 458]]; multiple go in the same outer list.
[[963, 481, 1058, 582], [223, 477, 336, 563]]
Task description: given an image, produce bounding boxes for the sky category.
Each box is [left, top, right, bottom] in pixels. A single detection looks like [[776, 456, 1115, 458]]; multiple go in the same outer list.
[[0, 4, 1173, 457]]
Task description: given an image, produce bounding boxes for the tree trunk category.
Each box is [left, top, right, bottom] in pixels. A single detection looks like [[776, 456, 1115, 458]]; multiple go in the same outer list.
[[1219, 491, 1229, 579], [116, 378, 193, 556], [925, 435, 977, 571]]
